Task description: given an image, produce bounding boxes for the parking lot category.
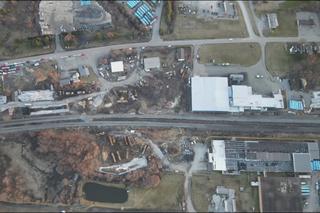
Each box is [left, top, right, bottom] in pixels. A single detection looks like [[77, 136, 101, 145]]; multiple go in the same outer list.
[[297, 12, 320, 37]]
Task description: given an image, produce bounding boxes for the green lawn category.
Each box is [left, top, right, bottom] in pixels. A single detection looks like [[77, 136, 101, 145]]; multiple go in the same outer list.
[[161, 3, 248, 40], [83, 173, 185, 211], [192, 172, 259, 213], [263, 10, 298, 37], [199, 43, 261, 66], [265, 42, 295, 76]]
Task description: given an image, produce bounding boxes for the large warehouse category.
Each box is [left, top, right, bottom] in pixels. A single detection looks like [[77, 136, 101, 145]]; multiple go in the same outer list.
[[191, 76, 284, 112]]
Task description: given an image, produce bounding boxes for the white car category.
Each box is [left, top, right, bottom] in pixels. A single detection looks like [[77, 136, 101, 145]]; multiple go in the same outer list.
[[256, 74, 264, 79]]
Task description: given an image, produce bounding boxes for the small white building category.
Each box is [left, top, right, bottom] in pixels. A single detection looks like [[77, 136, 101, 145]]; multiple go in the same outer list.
[[144, 57, 160, 72], [17, 90, 54, 102], [266, 13, 279, 30], [111, 61, 124, 73], [0, 95, 7, 105]]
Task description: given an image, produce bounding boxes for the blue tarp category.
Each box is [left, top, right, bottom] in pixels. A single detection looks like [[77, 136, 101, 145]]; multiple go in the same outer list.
[[127, 0, 139, 9], [80, 0, 91, 6], [311, 160, 320, 171], [289, 100, 304, 110]]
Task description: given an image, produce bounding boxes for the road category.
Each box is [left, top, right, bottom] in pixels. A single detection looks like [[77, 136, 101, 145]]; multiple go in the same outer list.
[[1, 113, 320, 135]]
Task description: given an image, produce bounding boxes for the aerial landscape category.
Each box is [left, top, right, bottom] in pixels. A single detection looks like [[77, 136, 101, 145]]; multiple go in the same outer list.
[[1, 0, 320, 212]]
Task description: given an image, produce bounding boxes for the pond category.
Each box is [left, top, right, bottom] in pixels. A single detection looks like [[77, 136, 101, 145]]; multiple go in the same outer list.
[[83, 182, 128, 203]]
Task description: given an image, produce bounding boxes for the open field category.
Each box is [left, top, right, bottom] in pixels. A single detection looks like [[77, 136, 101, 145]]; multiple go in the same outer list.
[[191, 172, 259, 212], [160, 3, 248, 40], [82, 173, 184, 211], [265, 42, 294, 76], [0, 1, 55, 60], [199, 43, 261, 66]]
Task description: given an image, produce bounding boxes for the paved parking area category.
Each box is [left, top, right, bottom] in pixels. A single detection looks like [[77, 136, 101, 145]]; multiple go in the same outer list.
[[304, 172, 320, 212], [297, 12, 320, 37]]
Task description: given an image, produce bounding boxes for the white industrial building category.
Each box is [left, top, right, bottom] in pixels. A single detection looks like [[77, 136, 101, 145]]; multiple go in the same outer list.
[[191, 76, 284, 112], [144, 57, 160, 72], [111, 61, 124, 73], [17, 90, 54, 102]]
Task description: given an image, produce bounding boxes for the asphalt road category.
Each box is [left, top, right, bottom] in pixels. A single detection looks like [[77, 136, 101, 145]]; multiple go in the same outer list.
[[1, 113, 320, 135]]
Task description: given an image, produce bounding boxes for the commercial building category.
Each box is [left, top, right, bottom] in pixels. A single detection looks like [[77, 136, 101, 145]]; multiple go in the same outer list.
[[208, 140, 317, 173], [17, 90, 54, 102], [111, 61, 124, 73], [143, 57, 160, 72], [191, 76, 284, 112]]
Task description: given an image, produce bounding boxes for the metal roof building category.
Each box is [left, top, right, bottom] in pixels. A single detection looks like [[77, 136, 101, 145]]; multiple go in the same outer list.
[[144, 57, 160, 72], [17, 90, 54, 102], [208, 140, 227, 171], [111, 61, 124, 73], [266, 13, 279, 29], [191, 77, 284, 112], [231, 85, 284, 111], [191, 77, 230, 112], [292, 153, 312, 173]]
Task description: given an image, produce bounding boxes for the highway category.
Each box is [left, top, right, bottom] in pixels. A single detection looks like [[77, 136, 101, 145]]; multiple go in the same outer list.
[[1, 113, 320, 134]]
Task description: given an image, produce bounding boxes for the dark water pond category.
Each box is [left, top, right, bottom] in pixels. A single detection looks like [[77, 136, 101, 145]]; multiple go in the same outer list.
[[83, 182, 128, 203]]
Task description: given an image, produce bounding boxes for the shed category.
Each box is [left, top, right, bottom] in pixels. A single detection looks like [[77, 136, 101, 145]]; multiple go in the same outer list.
[[266, 13, 279, 29], [78, 65, 90, 77], [177, 48, 185, 62], [0, 95, 7, 105], [111, 61, 124, 73], [292, 153, 311, 173], [144, 57, 160, 72]]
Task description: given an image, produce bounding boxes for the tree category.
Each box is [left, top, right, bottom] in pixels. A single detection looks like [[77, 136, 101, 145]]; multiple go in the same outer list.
[[32, 37, 42, 48], [95, 32, 103, 41]]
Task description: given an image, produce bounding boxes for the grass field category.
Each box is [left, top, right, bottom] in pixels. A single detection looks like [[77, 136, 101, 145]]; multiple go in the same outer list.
[[82, 173, 185, 211], [191, 172, 259, 213], [265, 42, 295, 76], [160, 3, 248, 40], [263, 10, 297, 37], [199, 43, 261, 66]]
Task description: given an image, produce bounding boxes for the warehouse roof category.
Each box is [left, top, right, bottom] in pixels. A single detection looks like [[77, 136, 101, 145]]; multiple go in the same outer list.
[[292, 153, 311, 173], [209, 140, 227, 171], [111, 61, 124, 73], [231, 85, 284, 110], [191, 77, 230, 112], [144, 57, 160, 71], [17, 90, 54, 102]]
